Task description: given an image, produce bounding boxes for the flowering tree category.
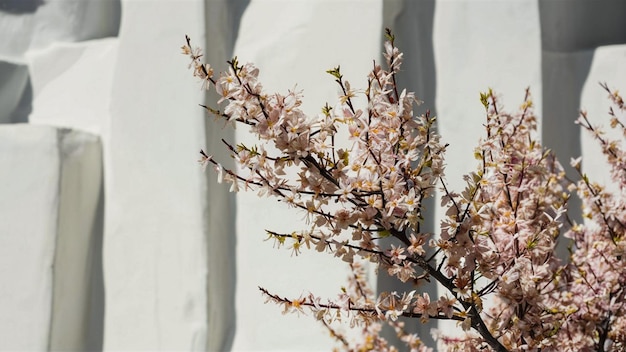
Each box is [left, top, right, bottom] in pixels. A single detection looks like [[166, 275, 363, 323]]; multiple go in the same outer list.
[[182, 29, 626, 351]]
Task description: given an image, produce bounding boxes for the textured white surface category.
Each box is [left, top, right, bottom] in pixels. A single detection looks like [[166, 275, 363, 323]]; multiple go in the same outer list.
[[1, 1, 626, 351], [0, 124, 101, 350], [0, 125, 59, 350], [103, 0, 212, 350], [0, 0, 119, 62], [231, 1, 383, 350], [28, 38, 118, 135], [434, 0, 542, 191]]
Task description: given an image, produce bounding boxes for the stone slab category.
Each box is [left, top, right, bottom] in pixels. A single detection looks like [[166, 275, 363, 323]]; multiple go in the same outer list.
[[27, 38, 118, 135], [104, 0, 216, 350], [0, 124, 102, 350], [434, 0, 542, 191], [0, 0, 120, 63], [231, 1, 382, 350]]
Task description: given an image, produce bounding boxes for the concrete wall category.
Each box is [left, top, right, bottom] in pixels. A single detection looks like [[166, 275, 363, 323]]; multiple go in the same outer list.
[[0, 0, 624, 351]]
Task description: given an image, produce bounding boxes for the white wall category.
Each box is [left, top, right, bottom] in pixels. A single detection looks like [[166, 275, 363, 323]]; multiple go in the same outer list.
[[0, 0, 625, 351]]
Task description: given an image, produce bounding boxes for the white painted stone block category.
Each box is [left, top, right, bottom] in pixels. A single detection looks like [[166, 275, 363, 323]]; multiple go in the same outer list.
[[1, 1, 623, 351], [421, 0, 542, 344], [231, 1, 382, 350], [0, 0, 120, 62], [0, 124, 102, 351], [104, 0, 225, 350], [27, 38, 119, 135], [433, 0, 542, 191]]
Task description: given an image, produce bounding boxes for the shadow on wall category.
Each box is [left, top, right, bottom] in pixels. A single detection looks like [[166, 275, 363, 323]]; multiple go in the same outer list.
[[0, 0, 122, 124], [0, 1, 121, 350], [381, 0, 437, 349], [0, 0, 45, 14], [202, 1, 250, 351], [75, 0, 122, 41], [378, 0, 626, 348], [539, 0, 626, 168], [539, 0, 626, 239], [0, 61, 31, 123], [85, 179, 106, 351]]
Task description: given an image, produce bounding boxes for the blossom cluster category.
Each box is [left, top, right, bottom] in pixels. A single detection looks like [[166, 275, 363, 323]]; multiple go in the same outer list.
[[555, 84, 626, 351], [183, 30, 626, 351]]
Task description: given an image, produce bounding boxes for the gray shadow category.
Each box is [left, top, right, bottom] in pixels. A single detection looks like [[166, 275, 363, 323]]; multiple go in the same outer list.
[[0, 0, 44, 14], [539, 49, 592, 234], [381, 1, 437, 349], [74, 3, 121, 348], [82, 4, 120, 347], [85, 176, 105, 351], [78, 0, 121, 41], [10, 78, 32, 123], [539, 0, 626, 250], [539, 0, 626, 52], [539, 0, 626, 168], [202, 1, 249, 351], [0, 61, 30, 124]]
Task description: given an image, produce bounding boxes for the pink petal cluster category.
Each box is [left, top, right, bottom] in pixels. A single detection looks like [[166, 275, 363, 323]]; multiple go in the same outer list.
[[183, 30, 626, 352], [554, 86, 626, 351], [437, 90, 570, 350]]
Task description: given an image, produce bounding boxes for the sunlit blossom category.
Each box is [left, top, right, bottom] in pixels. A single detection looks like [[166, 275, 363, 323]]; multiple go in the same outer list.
[[184, 29, 626, 352]]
